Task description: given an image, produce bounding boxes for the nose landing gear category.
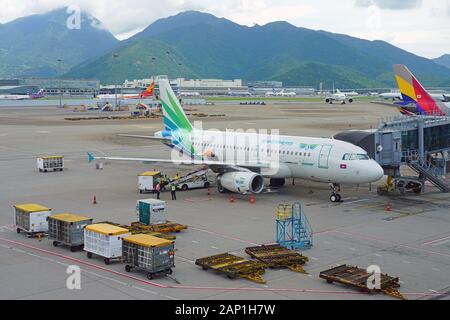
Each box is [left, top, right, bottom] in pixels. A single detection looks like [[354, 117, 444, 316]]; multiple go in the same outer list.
[[330, 183, 342, 203]]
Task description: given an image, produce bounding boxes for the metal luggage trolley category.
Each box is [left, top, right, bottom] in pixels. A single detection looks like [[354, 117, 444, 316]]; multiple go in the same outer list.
[[320, 264, 405, 300], [48, 213, 93, 252], [14, 203, 52, 238], [122, 234, 175, 280], [84, 223, 131, 265]]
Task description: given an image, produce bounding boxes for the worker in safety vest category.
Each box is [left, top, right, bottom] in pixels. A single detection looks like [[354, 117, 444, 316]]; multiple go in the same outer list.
[[171, 184, 177, 201]]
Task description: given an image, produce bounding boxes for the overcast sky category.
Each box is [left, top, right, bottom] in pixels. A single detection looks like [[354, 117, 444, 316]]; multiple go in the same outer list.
[[0, 0, 449, 58]]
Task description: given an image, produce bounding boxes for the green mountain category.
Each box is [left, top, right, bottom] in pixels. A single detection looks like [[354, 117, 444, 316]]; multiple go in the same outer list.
[[0, 7, 119, 77], [66, 11, 450, 88], [434, 54, 450, 70]]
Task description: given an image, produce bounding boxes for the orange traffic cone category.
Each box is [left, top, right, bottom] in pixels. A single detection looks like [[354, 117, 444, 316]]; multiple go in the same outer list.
[[207, 188, 211, 196], [250, 195, 255, 204], [93, 195, 97, 205], [386, 202, 392, 212], [229, 194, 235, 203]]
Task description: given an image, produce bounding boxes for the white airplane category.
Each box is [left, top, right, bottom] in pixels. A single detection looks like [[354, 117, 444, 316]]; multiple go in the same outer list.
[[228, 88, 252, 97], [341, 90, 359, 97], [265, 89, 296, 97], [0, 89, 44, 100], [379, 92, 402, 101], [325, 89, 354, 104], [88, 79, 384, 202], [179, 91, 201, 97]]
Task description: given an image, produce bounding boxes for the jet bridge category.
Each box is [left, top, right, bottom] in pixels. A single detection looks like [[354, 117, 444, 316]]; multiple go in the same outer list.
[[335, 115, 450, 193]]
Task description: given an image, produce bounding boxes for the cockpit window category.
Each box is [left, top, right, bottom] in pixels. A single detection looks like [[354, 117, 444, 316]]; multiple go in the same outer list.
[[357, 154, 369, 160], [342, 153, 370, 160]]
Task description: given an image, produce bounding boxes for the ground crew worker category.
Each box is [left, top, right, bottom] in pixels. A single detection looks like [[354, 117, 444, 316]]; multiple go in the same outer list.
[[155, 183, 161, 200], [171, 184, 177, 200]]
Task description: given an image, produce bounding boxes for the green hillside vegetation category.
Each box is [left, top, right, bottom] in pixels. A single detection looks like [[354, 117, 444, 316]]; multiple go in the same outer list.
[[67, 11, 450, 88], [0, 7, 118, 77]]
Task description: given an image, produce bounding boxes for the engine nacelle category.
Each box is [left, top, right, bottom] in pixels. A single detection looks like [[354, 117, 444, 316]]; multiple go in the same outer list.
[[348, 98, 353, 103], [325, 98, 331, 103], [218, 172, 265, 194]]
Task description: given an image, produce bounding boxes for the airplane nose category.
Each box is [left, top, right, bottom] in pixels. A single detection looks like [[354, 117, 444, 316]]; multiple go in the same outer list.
[[369, 161, 384, 182]]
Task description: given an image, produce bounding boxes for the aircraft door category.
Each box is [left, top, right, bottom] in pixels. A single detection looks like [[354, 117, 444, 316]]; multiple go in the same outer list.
[[318, 145, 332, 169]]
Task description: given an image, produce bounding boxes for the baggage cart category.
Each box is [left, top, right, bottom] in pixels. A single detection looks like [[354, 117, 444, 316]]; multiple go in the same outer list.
[[195, 253, 267, 284], [84, 223, 131, 265], [319, 264, 405, 300], [138, 171, 163, 194], [122, 234, 175, 280], [48, 213, 93, 252], [37, 156, 64, 172], [14, 203, 52, 237], [245, 244, 309, 273], [131, 221, 187, 233], [137, 199, 167, 225]]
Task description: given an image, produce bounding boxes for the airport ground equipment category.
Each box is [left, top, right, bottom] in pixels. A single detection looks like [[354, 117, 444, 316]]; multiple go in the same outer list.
[[96, 221, 176, 240], [276, 203, 313, 250], [84, 223, 131, 265], [245, 244, 309, 274], [166, 168, 211, 191], [14, 203, 52, 237], [37, 156, 64, 172], [137, 199, 167, 225], [138, 171, 162, 194], [195, 253, 267, 284], [122, 234, 175, 280], [319, 264, 405, 300], [48, 214, 93, 252], [335, 115, 450, 193], [131, 221, 187, 234]]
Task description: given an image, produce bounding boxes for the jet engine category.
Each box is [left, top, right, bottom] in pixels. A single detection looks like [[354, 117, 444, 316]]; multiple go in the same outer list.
[[348, 98, 353, 103], [218, 172, 265, 194]]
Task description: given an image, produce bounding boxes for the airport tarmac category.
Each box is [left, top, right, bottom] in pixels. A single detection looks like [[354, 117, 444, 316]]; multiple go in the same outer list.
[[0, 101, 449, 300]]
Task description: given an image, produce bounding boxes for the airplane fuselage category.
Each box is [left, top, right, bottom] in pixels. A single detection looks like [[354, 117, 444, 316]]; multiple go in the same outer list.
[[161, 129, 384, 185]]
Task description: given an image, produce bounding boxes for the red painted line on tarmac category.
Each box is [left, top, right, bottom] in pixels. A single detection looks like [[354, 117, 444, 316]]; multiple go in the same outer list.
[[0, 237, 444, 298], [0, 237, 166, 288]]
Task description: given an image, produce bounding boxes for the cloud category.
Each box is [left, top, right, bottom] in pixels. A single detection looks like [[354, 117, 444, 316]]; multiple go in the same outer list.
[[355, 0, 422, 10]]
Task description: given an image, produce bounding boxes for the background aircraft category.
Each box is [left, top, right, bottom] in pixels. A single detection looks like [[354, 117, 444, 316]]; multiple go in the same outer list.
[[0, 89, 44, 100], [325, 89, 354, 104], [393, 64, 449, 116]]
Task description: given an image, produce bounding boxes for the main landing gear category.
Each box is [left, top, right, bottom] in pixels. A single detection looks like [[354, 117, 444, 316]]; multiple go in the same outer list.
[[330, 183, 342, 203]]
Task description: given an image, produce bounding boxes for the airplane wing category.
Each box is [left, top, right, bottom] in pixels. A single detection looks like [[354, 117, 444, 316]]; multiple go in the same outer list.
[[87, 152, 271, 169], [118, 134, 171, 142]]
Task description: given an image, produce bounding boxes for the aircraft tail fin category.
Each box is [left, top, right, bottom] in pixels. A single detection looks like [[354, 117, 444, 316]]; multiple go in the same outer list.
[[393, 64, 445, 115], [141, 82, 155, 97], [158, 79, 193, 133]]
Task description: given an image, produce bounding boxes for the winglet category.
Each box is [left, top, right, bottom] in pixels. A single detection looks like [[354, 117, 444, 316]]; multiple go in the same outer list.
[[87, 152, 95, 163]]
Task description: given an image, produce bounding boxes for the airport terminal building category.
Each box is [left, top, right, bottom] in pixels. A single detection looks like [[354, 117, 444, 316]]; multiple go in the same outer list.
[[0, 78, 100, 96]]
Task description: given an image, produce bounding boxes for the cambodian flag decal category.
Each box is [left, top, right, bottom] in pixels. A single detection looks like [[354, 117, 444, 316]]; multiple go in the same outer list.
[[340, 164, 347, 169]]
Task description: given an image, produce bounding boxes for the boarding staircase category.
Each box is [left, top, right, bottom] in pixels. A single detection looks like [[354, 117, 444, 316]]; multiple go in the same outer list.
[[406, 154, 449, 193], [276, 203, 313, 250]]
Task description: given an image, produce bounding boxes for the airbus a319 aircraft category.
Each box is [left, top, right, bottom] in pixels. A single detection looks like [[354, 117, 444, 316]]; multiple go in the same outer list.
[[89, 80, 384, 202], [325, 89, 354, 104]]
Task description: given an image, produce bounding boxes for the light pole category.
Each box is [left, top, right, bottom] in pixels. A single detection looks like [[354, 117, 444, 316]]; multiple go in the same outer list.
[[57, 59, 63, 108], [113, 53, 119, 109]]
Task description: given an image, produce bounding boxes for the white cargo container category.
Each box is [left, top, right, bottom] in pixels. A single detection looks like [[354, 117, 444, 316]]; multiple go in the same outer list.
[[138, 171, 162, 193], [37, 156, 64, 172], [14, 203, 52, 235], [84, 223, 131, 265], [137, 199, 167, 225]]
